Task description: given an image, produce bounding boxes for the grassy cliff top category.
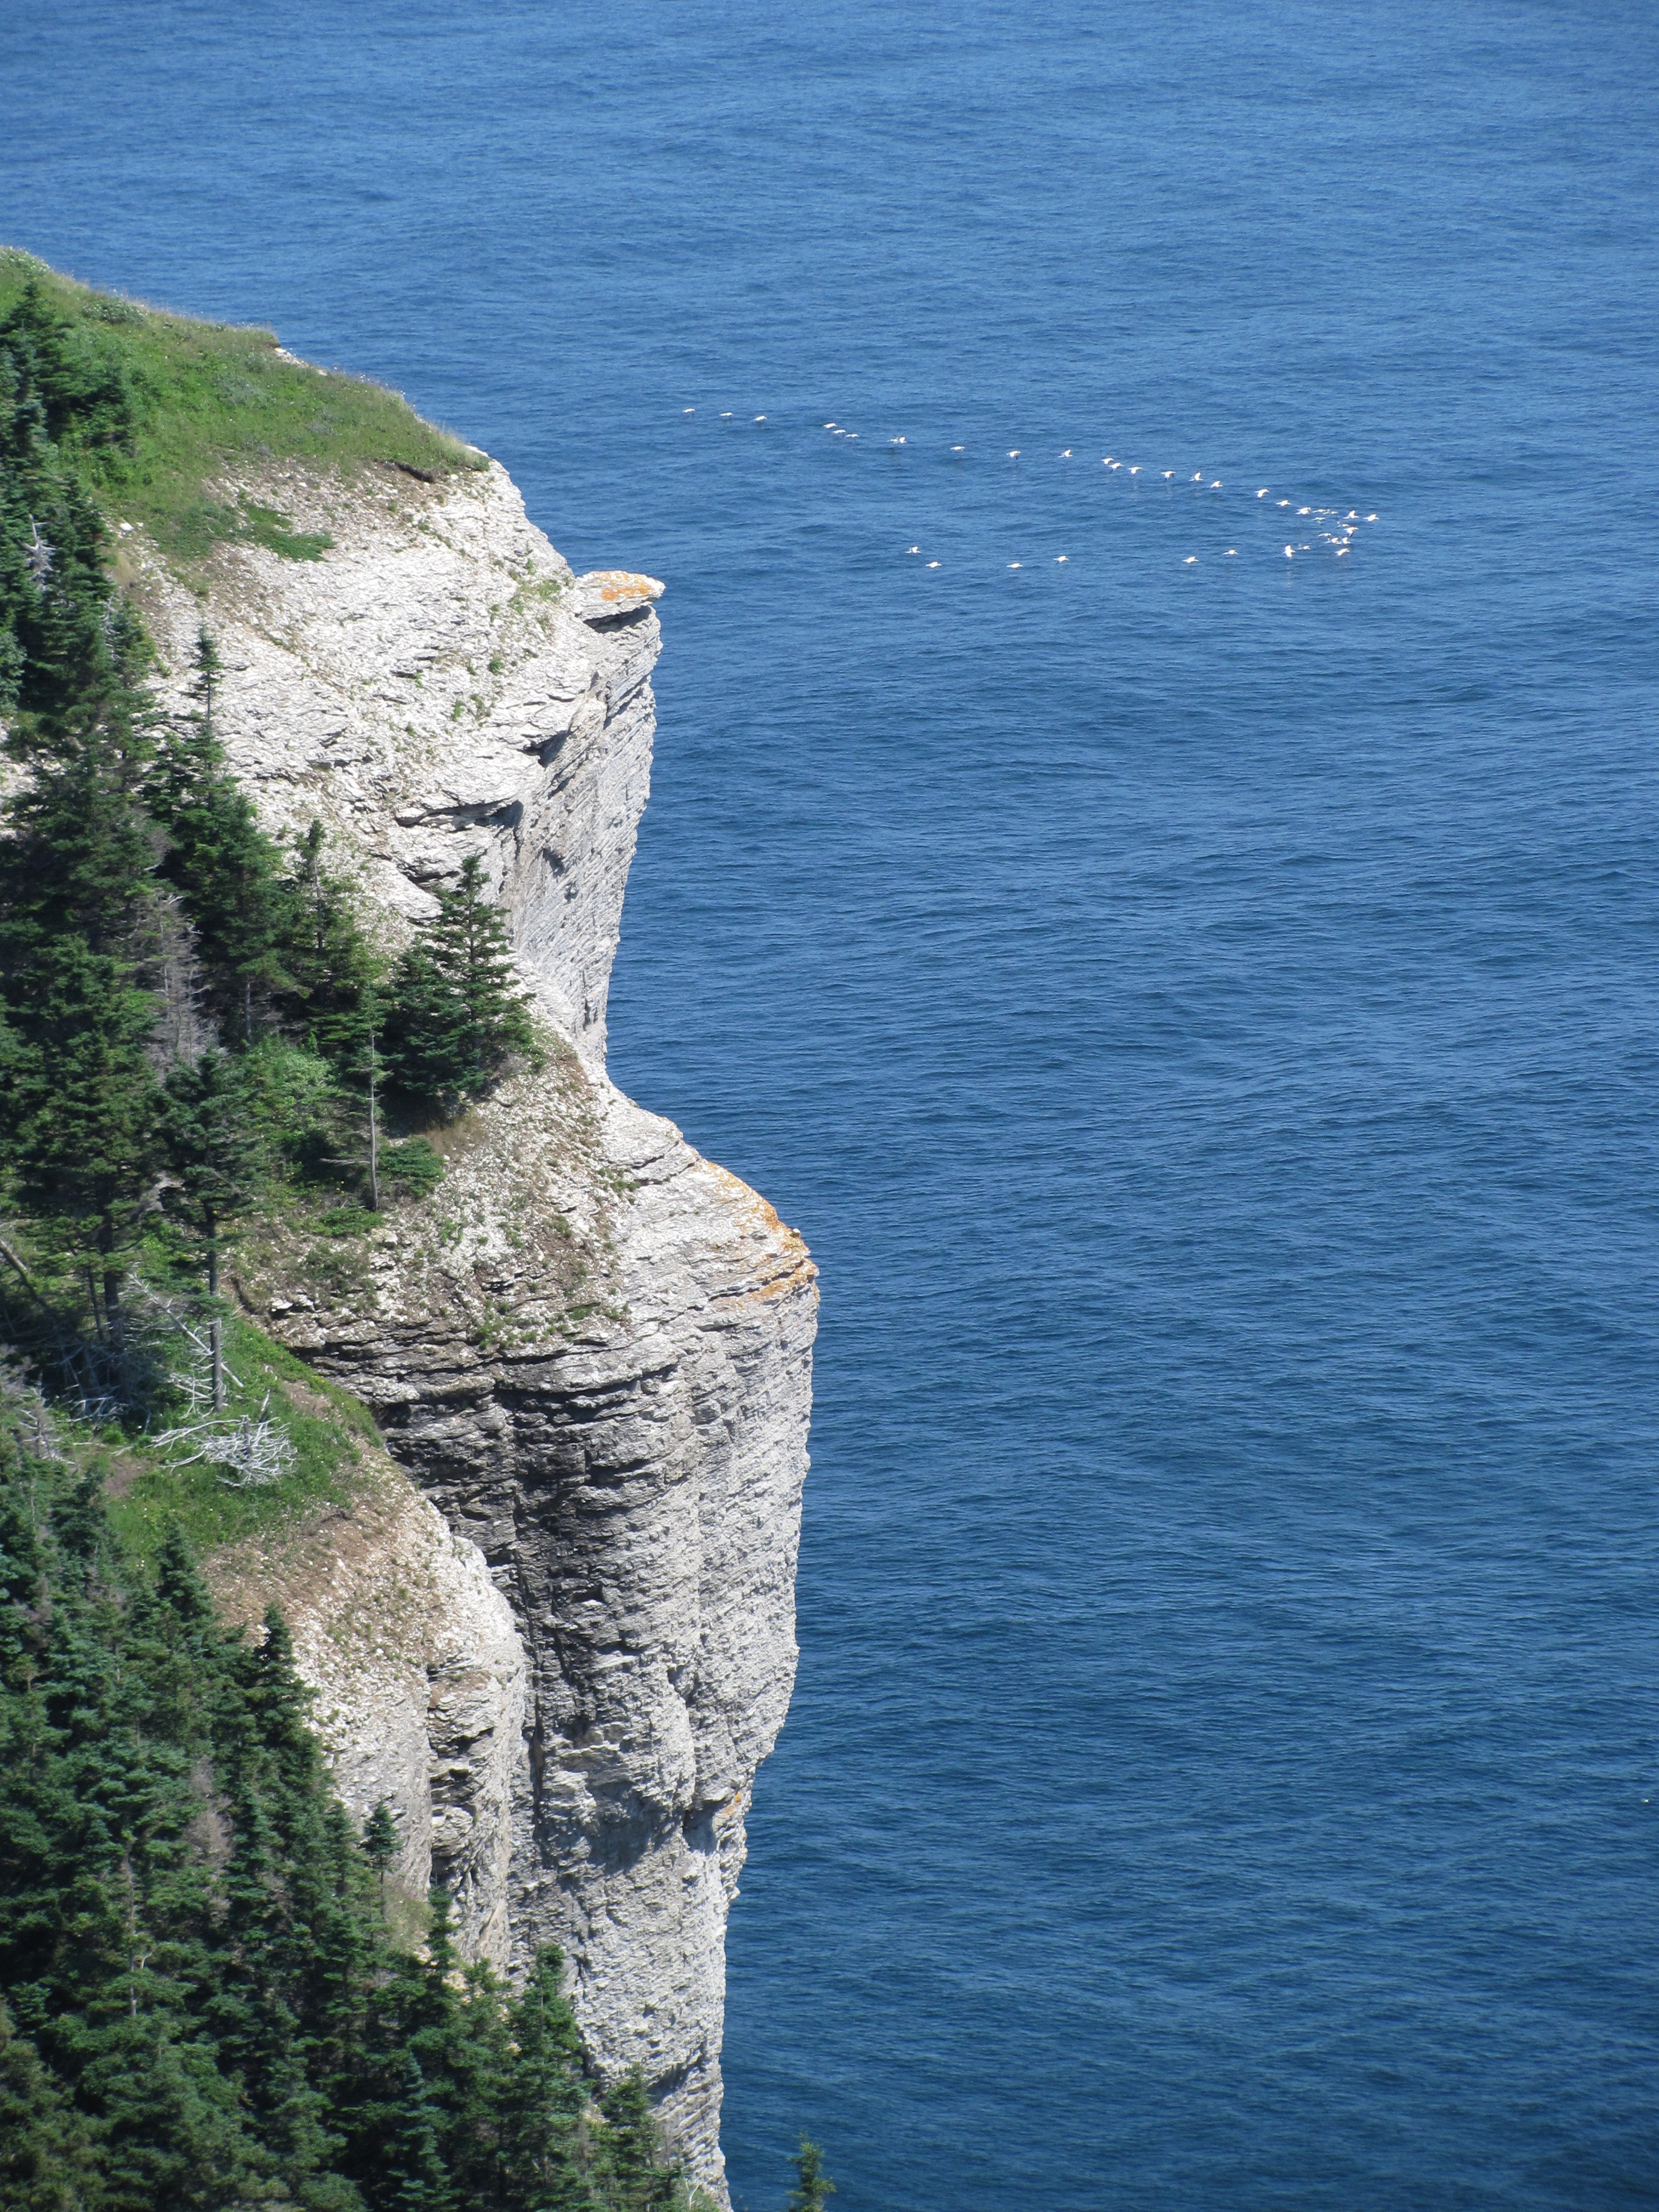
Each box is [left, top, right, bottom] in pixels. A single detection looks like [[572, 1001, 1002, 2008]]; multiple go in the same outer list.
[[1, 247, 484, 561]]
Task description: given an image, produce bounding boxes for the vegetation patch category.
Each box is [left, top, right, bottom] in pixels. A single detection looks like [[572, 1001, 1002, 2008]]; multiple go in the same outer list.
[[104, 1310, 377, 1563], [0, 248, 483, 562], [168, 492, 334, 563]]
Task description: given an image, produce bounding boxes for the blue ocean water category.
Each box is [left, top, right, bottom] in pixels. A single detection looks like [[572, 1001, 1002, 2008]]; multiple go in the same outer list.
[[6, 4, 1659, 2204]]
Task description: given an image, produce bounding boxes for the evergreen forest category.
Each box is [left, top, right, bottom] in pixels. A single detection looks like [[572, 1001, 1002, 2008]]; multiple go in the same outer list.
[[0, 1423, 695, 2212]]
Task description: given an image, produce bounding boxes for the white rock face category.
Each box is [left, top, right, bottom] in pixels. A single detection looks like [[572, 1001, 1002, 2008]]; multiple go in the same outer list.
[[133, 458, 662, 1061], [135, 444, 816, 2202], [204, 1464, 527, 1968]]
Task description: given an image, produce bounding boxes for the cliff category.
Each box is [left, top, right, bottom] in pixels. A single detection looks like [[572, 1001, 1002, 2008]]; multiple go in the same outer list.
[[126, 444, 816, 2197]]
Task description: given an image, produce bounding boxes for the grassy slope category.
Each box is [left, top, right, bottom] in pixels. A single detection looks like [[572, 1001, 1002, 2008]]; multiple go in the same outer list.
[[0, 1302, 382, 1582], [105, 1310, 383, 1565], [0, 246, 484, 560]]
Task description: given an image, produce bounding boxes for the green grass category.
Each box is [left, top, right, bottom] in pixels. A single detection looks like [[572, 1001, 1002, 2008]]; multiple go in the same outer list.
[[0, 247, 485, 561], [169, 496, 335, 563], [105, 1312, 380, 1565]]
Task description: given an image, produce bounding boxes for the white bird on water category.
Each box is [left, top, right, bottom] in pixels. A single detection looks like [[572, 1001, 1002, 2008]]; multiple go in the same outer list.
[[907, 546, 920, 554], [1128, 466, 1141, 475], [1258, 488, 1269, 497], [1009, 561, 1022, 569], [754, 415, 767, 422], [1191, 472, 1203, 481], [684, 407, 695, 415], [1061, 449, 1073, 458], [1163, 471, 1175, 480], [1226, 548, 1237, 557], [927, 560, 940, 568], [1009, 449, 1021, 458], [1056, 555, 1068, 563], [1285, 546, 1294, 558], [951, 444, 965, 452], [825, 421, 837, 429], [1184, 555, 1198, 565], [720, 412, 733, 418]]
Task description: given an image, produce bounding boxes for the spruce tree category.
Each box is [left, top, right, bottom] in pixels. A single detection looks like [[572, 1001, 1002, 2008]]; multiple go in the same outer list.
[[0, 1998, 98, 2212], [383, 2051, 453, 2212], [786, 2138, 834, 2212], [594, 2070, 682, 2212], [363, 1801, 400, 1885], [159, 1050, 267, 1405], [499, 1948, 596, 2212], [384, 855, 538, 1110], [0, 657, 162, 1368], [0, 278, 135, 457], [5, 933, 159, 1358], [0, 1426, 713, 2211], [273, 819, 380, 1067], [0, 280, 135, 734], [150, 629, 287, 1039]]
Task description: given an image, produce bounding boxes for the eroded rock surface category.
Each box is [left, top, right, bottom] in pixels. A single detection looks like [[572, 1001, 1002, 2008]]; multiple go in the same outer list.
[[205, 1462, 526, 1967], [138, 436, 816, 2199]]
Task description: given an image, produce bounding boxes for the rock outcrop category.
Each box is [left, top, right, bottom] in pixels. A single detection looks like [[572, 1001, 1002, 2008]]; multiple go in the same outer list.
[[130, 447, 815, 2199], [204, 1458, 527, 1968]]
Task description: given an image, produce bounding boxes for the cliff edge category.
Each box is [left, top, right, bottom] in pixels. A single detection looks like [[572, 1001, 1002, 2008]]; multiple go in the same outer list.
[[127, 444, 816, 2197]]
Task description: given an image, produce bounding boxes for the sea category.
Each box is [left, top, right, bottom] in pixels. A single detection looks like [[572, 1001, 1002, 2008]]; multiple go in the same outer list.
[[5, 4, 1658, 2204]]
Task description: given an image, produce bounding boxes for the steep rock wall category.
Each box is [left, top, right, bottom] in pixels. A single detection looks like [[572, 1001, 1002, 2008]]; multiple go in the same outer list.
[[133, 452, 816, 2198]]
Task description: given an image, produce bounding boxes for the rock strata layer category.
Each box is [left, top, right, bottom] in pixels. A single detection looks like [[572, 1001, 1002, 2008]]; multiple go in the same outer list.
[[133, 444, 815, 2199]]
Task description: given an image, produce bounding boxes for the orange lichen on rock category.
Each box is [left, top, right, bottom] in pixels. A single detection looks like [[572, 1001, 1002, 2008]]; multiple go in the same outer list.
[[592, 571, 662, 604]]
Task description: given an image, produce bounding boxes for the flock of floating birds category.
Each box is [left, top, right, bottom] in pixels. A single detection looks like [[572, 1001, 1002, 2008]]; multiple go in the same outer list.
[[679, 406, 1380, 574]]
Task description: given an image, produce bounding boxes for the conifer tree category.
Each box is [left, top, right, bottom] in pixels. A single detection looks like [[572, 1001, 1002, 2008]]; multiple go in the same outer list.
[[499, 1948, 596, 2212], [0, 649, 161, 1364], [0, 1998, 98, 2212], [383, 2051, 454, 2212], [150, 629, 287, 1039], [5, 933, 159, 1354], [0, 278, 135, 456], [384, 854, 538, 1109], [595, 2070, 682, 2212], [273, 817, 380, 1066], [159, 1050, 266, 1405], [0, 1426, 708, 2211], [786, 2138, 834, 2212], [363, 1800, 400, 1885], [0, 280, 135, 733]]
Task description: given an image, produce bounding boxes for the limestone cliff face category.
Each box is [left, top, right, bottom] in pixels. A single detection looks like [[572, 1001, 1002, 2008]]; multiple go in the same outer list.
[[204, 1460, 527, 1968], [131, 452, 816, 2198]]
